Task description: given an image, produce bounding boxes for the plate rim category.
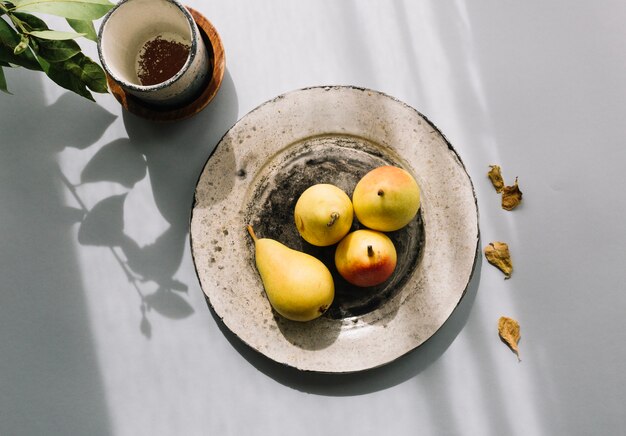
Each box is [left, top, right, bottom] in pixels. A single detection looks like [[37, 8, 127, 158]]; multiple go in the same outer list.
[[189, 85, 480, 373]]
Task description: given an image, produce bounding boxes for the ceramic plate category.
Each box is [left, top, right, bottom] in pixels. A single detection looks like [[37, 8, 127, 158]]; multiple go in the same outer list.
[[190, 86, 479, 373]]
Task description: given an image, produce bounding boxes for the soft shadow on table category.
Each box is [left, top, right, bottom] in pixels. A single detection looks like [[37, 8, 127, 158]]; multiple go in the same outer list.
[[76, 70, 239, 337], [0, 69, 238, 434], [0, 79, 116, 435], [214, 254, 482, 395]]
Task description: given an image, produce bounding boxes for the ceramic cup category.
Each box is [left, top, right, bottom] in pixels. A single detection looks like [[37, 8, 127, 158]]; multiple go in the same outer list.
[[98, 0, 209, 108]]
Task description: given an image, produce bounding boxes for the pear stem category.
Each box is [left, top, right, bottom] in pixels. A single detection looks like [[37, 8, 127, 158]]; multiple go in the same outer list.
[[377, 189, 384, 196], [327, 212, 340, 227], [367, 245, 374, 257], [246, 225, 258, 242]]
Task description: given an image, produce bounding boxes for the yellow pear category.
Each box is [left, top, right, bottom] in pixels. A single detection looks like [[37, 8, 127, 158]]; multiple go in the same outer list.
[[247, 226, 334, 322], [352, 166, 420, 232], [294, 184, 353, 246]]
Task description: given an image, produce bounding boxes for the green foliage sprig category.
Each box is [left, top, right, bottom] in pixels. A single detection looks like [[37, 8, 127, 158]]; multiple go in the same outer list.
[[0, 0, 114, 100]]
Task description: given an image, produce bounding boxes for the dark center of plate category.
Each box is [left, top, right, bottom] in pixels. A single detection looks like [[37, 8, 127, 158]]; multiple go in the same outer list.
[[246, 134, 425, 319]]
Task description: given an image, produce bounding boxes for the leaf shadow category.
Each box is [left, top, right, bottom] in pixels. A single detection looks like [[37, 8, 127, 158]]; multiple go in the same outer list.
[[80, 138, 147, 187], [37, 93, 117, 152], [74, 69, 239, 335], [0, 78, 116, 435]]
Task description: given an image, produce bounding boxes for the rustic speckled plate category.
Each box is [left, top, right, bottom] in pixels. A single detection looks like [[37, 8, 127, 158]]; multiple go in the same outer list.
[[190, 86, 479, 373]]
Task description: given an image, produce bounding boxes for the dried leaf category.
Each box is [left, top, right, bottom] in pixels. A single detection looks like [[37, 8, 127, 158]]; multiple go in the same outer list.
[[488, 165, 504, 193], [502, 177, 523, 211], [498, 316, 521, 361], [484, 241, 513, 279]]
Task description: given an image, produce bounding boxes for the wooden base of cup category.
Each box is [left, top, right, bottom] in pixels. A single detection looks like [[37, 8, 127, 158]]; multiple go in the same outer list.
[[106, 7, 225, 122]]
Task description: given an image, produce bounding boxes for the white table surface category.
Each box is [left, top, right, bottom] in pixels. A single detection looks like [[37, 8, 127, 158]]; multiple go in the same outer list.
[[2, 1, 626, 435]]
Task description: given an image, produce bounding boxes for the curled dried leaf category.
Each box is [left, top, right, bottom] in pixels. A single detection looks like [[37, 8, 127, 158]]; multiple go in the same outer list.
[[484, 241, 513, 279], [498, 316, 521, 361], [502, 177, 523, 211], [487, 165, 504, 193]]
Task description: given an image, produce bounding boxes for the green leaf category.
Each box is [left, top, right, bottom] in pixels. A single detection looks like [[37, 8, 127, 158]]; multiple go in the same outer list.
[[13, 33, 29, 54], [65, 52, 107, 92], [29, 29, 84, 39], [13, 12, 49, 30], [12, 0, 114, 21], [34, 38, 80, 62], [14, 13, 82, 62], [0, 65, 10, 93], [44, 57, 93, 100], [0, 17, 42, 70], [42, 51, 108, 100], [0, 16, 20, 45], [66, 18, 96, 41]]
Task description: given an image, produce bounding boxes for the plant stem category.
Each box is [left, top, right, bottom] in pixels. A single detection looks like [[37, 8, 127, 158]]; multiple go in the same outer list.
[[327, 212, 339, 227], [247, 225, 258, 242], [8, 12, 29, 33]]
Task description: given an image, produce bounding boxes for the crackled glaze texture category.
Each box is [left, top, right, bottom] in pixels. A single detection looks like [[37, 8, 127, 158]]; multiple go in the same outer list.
[[190, 86, 479, 373]]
